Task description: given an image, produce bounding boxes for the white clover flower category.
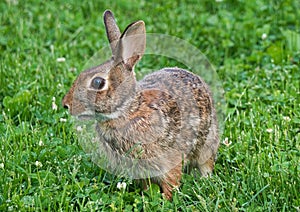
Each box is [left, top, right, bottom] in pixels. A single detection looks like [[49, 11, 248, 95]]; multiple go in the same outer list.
[[283, 116, 291, 122], [0, 163, 4, 169], [261, 33, 267, 40], [76, 126, 83, 132], [222, 137, 232, 147], [52, 97, 58, 111], [69, 67, 77, 72], [56, 57, 66, 62], [60, 118, 67, 122], [266, 128, 273, 133], [117, 182, 127, 190], [52, 102, 58, 111], [35, 161, 43, 168], [39, 140, 44, 146]]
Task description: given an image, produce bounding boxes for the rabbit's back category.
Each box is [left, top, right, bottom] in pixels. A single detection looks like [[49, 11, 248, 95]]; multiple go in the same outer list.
[[139, 68, 218, 160], [140, 68, 214, 128]]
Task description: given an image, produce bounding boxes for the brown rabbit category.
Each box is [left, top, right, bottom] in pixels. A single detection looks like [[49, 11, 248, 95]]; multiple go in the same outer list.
[[62, 10, 219, 200]]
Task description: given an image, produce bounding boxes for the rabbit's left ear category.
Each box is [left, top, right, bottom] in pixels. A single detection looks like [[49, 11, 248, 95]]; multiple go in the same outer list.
[[103, 10, 121, 56], [115, 21, 146, 70]]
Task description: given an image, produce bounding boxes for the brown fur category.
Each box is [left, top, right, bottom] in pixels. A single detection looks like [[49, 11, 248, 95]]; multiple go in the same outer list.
[[62, 10, 219, 200]]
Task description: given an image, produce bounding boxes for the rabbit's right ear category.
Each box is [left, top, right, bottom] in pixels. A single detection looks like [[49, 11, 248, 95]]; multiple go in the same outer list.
[[103, 10, 121, 56], [115, 21, 146, 70]]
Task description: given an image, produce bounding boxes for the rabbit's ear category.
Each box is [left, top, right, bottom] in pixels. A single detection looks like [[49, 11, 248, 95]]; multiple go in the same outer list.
[[103, 10, 121, 56], [115, 21, 146, 70]]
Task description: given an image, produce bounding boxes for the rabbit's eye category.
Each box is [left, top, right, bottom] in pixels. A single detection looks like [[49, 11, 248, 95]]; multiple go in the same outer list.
[[91, 77, 105, 90]]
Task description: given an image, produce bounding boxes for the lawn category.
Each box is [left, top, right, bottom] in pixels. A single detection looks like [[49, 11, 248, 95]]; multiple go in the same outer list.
[[0, 0, 299, 211]]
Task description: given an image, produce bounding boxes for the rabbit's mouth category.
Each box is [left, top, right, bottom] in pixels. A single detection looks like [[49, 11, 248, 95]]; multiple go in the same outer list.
[[77, 114, 95, 121], [76, 112, 112, 122], [75, 111, 96, 121]]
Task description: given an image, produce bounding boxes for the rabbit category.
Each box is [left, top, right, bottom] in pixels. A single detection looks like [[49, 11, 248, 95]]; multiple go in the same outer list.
[[62, 10, 220, 200]]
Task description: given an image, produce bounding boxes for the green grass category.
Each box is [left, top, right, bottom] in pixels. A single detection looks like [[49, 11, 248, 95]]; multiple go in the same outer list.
[[1, 0, 299, 211]]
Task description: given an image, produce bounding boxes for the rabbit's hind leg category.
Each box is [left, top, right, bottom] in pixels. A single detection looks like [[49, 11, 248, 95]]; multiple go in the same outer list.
[[159, 163, 182, 200]]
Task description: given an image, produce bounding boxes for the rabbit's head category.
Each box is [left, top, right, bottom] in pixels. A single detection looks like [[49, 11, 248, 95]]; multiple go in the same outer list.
[[62, 10, 146, 119]]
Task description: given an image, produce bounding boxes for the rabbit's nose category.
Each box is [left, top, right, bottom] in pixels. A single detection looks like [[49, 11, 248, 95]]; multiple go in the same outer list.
[[62, 94, 71, 110], [63, 103, 69, 110]]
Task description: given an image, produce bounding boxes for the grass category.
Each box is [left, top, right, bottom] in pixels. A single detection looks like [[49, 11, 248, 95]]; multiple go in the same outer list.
[[0, 0, 299, 211]]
